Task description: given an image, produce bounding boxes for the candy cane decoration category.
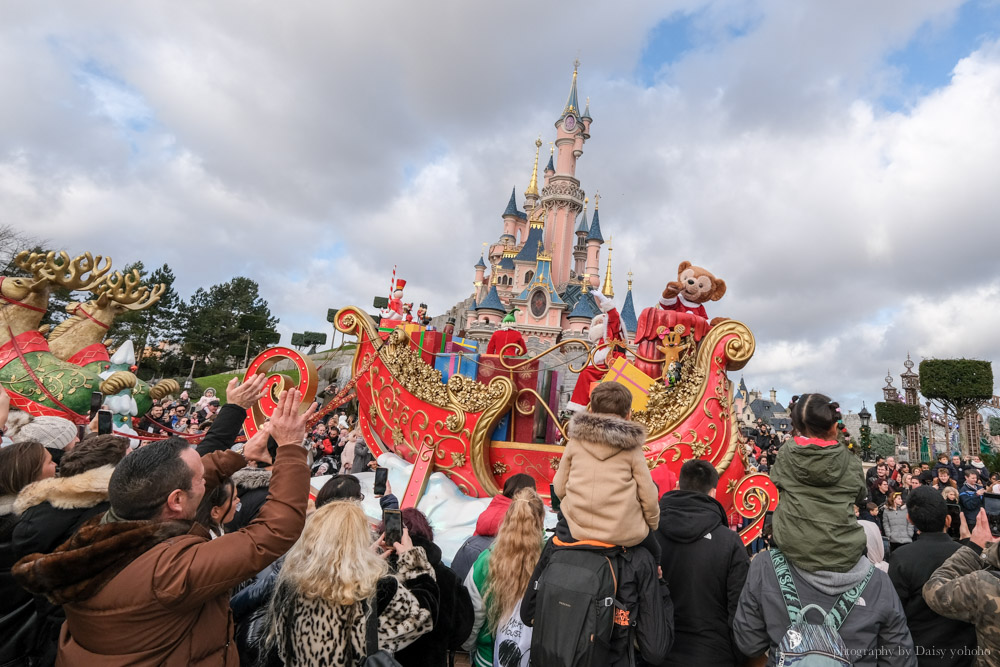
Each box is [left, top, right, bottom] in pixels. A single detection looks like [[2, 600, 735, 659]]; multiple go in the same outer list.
[[389, 265, 396, 299]]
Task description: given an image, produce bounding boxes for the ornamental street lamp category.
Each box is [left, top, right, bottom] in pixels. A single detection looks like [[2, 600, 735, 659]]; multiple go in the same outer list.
[[859, 403, 872, 461]]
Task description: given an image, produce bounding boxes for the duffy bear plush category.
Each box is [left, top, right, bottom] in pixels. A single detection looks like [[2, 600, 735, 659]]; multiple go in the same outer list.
[[659, 260, 727, 325]]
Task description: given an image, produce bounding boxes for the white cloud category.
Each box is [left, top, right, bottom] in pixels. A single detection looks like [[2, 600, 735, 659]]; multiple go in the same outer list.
[[2, 0, 999, 411]]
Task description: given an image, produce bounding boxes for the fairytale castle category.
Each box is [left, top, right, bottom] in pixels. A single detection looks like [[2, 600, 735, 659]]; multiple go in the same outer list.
[[437, 65, 637, 353]]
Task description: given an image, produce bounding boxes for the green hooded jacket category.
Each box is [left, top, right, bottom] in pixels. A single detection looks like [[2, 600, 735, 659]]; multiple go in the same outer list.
[[770, 438, 868, 573]]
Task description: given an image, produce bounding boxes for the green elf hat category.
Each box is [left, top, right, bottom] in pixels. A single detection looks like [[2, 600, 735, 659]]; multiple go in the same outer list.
[[502, 309, 518, 324]]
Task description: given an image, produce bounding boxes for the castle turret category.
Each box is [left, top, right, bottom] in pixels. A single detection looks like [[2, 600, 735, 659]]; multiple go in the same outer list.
[[524, 138, 542, 213], [601, 235, 614, 298], [501, 187, 526, 245], [543, 61, 588, 289], [585, 195, 604, 289], [573, 198, 589, 279], [543, 146, 554, 187], [620, 270, 637, 337]]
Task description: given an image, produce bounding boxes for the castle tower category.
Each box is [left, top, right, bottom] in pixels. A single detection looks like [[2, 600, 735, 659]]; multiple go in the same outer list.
[[543, 146, 554, 188], [620, 271, 637, 337], [501, 187, 526, 247], [524, 138, 542, 213], [542, 62, 588, 288], [573, 199, 589, 278], [601, 235, 614, 298], [900, 354, 921, 460], [585, 195, 604, 289]]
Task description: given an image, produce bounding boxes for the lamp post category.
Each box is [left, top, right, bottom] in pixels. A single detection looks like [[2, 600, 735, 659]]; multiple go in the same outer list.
[[859, 403, 872, 461]]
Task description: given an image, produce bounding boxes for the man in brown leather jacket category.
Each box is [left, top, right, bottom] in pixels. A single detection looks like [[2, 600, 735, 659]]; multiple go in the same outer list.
[[14, 386, 316, 666]]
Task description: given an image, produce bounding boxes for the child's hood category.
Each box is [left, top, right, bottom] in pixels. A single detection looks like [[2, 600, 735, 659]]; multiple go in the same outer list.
[[567, 412, 647, 462], [778, 439, 858, 487]]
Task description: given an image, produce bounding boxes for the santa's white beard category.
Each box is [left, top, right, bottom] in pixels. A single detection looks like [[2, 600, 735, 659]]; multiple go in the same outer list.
[[588, 320, 607, 343]]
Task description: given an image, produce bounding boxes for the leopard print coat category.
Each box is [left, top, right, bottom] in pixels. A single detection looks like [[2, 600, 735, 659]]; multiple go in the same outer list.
[[275, 546, 439, 665]]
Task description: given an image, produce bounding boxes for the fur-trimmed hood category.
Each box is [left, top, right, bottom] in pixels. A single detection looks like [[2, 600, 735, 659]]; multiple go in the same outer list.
[[232, 467, 272, 490], [14, 465, 114, 515], [567, 411, 647, 461], [13, 515, 192, 605], [0, 494, 15, 516]]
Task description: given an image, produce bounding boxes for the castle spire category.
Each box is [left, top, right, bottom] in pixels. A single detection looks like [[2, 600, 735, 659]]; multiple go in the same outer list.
[[562, 59, 580, 117], [525, 137, 542, 198], [601, 235, 614, 298]]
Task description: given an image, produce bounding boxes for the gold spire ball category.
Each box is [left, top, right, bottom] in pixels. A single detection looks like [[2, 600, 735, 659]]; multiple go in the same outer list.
[[601, 234, 614, 298], [525, 136, 541, 198]]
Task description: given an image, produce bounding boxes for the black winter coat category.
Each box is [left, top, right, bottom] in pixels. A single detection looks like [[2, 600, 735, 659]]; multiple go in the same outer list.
[[1, 501, 35, 667], [888, 531, 978, 666], [655, 490, 749, 667], [225, 468, 272, 533], [394, 536, 474, 667]]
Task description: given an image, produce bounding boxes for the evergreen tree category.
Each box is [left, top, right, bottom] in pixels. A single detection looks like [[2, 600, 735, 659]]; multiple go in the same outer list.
[[108, 262, 183, 365]]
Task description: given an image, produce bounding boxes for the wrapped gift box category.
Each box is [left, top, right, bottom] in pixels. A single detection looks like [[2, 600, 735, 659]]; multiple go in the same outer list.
[[447, 336, 477, 354], [601, 357, 658, 411], [434, 352, 480, 383], [478, 355, 540, 443], [407, 329, 443, 366]]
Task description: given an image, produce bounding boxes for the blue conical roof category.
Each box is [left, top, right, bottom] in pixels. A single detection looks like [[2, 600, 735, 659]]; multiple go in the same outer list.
[[514, 224, 544, 262], [475, 255, 486, 269], [545, 154, 554, 172], [587, 209, 604, 242], [576, 208, 589, 234], [502, 187, 519, 217], [568, 291, 598, 319], [476, 285, 506, 312], [582, 99, 591, 120], [621, 288, 637, 333], [563, 68, 580, 117]]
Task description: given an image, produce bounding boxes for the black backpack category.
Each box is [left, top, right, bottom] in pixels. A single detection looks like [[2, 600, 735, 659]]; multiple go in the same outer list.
[[528, 545, 629, 667]]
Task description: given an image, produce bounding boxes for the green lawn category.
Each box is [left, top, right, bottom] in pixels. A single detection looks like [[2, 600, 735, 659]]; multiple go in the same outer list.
[[190, 368, 301, 404]]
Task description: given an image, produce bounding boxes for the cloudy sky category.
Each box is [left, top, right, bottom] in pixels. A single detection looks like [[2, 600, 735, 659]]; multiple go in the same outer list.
[[3, 0, 1000, 412]]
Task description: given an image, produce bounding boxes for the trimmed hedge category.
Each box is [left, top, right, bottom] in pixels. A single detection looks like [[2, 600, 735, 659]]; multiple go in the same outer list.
[[990, 417, 1000, 437], [875, 401, 921, 427], [919, 359, 993, 402]]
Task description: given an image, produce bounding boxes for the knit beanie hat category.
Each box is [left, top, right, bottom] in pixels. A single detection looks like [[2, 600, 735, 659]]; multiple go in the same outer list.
[[14, 415, 79, 450]]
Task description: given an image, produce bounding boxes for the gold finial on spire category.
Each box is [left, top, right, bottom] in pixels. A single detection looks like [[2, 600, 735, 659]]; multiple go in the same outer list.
[[594, 191, 600, 210], [601, 235, 614, 298], [490, 262, 499, 285], [627, 269, 633, 292], [549, 142, 554, 155], [525, 136, 541, 198]]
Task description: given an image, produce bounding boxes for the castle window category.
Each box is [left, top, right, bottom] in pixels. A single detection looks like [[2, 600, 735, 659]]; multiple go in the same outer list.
[[525, 270, 534, 283]]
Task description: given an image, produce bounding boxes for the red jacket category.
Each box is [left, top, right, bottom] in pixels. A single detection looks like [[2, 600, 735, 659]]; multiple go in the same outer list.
[[486, 329, 526, 357], [474, 494, 513, 537]]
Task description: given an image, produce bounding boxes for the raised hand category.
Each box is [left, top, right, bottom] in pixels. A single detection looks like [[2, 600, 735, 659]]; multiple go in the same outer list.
[[662, 281, 681, 299], [269, 389, 319, 447], [242, 422, 272, 465], [226, 374, 269, 410]]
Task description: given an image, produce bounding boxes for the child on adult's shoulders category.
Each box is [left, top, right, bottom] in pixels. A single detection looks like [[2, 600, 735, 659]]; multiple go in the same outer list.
[[769, 393, 868, 573], [552, 382, 661, 560]]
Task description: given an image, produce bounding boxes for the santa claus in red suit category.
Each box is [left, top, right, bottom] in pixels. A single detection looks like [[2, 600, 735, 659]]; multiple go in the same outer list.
[[380, 279, 407, 324], [568, 291, 627, 412]]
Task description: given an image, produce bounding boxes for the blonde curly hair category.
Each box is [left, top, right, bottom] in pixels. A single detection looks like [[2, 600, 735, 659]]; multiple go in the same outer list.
[[484, 487, 546, 631]]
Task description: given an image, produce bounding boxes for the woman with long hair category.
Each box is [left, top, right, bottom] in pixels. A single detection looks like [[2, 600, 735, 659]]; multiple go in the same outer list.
[[195, 476, 237, 538], [881, 491, 913, 553], [463, 487, 546, 667], [265, 500, 438, 665], [1, 440, 57, 665]]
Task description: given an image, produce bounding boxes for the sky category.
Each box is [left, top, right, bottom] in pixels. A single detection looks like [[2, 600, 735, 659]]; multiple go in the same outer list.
[[3, 0, 1000, 413]]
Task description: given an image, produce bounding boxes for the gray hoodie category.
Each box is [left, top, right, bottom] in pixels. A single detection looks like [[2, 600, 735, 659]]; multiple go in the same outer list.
[[734, 550, 916, 666]]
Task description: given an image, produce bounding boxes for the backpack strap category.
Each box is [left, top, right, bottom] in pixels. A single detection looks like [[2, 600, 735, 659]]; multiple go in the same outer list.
[[365, 594, 379, 657], [769, 548, 804, 623], [825, 564, 875, 631]]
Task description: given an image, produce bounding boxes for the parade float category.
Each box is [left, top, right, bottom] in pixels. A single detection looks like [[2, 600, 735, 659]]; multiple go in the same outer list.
[[240, 292, 776, 545], [0, 250, 178, 425]]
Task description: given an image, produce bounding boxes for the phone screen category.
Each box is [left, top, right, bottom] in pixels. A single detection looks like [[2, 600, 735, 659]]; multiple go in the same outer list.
[[984, 493, 1000, 538], [90, 391, 104, 418], [374, 467, 388, 496], [383, 509, 403, 546], [97, 409, 114, 436]]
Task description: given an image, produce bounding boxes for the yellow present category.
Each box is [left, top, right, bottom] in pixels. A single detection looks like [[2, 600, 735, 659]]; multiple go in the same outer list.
[[601, 357, 657, 411], [402, 322, 425, 338]]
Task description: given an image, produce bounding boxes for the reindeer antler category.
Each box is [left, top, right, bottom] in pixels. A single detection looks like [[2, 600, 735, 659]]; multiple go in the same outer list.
[[13, 251, 49, 280], [97, 269, 165, 311], [31, 251, 113, 292]]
